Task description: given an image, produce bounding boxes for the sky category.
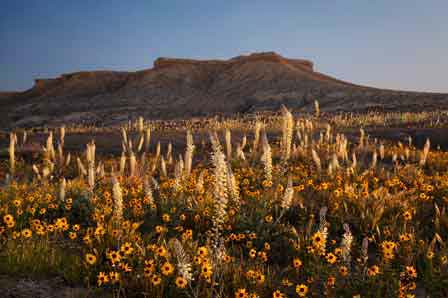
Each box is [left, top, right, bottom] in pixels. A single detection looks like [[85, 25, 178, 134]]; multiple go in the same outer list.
[[1, 0, 447, 92]]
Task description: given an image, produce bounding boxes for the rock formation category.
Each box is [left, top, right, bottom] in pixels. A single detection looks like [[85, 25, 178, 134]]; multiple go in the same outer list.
[[1, 52, 447, 128]]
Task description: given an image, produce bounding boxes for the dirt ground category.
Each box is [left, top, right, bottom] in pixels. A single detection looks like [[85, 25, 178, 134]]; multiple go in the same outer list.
[[0, 275, 89, 298]]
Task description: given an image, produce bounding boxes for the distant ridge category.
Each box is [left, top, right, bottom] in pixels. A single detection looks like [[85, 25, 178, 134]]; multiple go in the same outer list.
[[2, 52, 447, 128]]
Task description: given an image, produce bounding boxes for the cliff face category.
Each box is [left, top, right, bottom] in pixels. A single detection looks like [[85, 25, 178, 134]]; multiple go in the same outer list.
[[154, 52, 314, 71], [2, 52, 448, 128]]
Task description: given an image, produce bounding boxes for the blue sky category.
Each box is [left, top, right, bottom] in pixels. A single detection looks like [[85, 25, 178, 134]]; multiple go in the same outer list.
[[1, 0, 447, 92]]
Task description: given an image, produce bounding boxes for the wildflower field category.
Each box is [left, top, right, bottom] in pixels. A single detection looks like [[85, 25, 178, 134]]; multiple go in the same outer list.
[[1, 106, 448, 297]]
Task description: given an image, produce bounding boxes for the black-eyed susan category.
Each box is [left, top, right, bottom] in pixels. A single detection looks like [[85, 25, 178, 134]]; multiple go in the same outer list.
[[194, 255, 203, 265], [408, 282, 417, 291], [222, 254, 232, 263], [399, 233, 411, 242], [245, 269, 255, 279], [296, 284, 308, 297], [155, 246, 167, 257], [334, 247, 343, 256], [248, 232, 257, 240], [367, 265, 380, 277], [249, 292, 259, 298], [120, 242, 134, 255], [97, 272, 109, 286], [264, 242, 271, 251], [82, 234, 92, 245], [182, 229, 193, 240], [143, 266, 154, 277], [155, 225, 165, 234], [255, 272, 265, 284], [161, 262, 174, 276], [293, 257, 302, 269], [441, 255, 448, 265], [85, 253, 97, 265], [162, 213, 171, 222], [201, 262, 213, 279], [405, 266, 417, 278], [3, 214, 15, 228], [326, 252, 337, 264], [107, 250, 121, 264], [326, 276, 336, 287], [403, 210, 412, 221], [381, 241, 397, 252], [21, 228, 32, 238], [311, 231, 326, 248], [3, 214, 14, 224], [249, 248, 257, 258], [272, 290, 284, 298], [197, 246, 208, 257], [339, 265, 348, 277], [262, 180, 273, 188], [109, 271, 120, 284], [383, 250, 395, 261], [175, 276, 188, 288], [151, 274, 162, 286], [235, 288, 249, 298], [47, 224, 55, 233], [120, 262, 132, 272], [258, 251, 268, 262]]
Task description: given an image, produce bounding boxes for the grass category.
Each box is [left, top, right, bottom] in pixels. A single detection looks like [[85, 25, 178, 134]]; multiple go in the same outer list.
[[0, 107, 447, 297]]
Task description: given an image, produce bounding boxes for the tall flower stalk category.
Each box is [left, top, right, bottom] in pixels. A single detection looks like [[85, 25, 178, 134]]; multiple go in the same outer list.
[[145, 126, 151, 152], [312, 149, 321, 172], [184, 130, 195, 177], [209, 132, 228, 249], [170, 238, 193, 282], [281, 176, 294, 210], [281, 105, 294, 161], [341, 223, 353, 266], [9, 132, 16, 177], [86, 141, 96, 190], [260, 132, 272, 184], [225, 129, 232, 161], [112, 174, 123, 223], [227, 164, 240, 210], [419, 138, 430, 166], [253, 121, 262, 153], [314, 100, 320, 117]]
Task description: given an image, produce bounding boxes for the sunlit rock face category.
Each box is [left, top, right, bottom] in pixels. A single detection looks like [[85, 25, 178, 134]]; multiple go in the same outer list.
[[2, 52, 447, 128]]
